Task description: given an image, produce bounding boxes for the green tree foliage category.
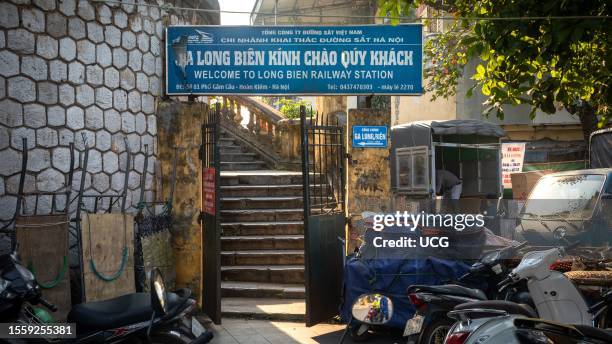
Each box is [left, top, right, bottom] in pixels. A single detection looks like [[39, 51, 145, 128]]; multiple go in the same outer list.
[[378, 0, 610, 141], [275, 98, 313, 119]]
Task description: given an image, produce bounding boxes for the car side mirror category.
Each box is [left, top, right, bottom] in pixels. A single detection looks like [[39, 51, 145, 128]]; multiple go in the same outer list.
[[150, 268, 168, 315]]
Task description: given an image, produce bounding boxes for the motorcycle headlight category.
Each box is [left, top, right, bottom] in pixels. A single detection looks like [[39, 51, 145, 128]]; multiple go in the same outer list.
[[15, 264, 35, 283], [481, 250, 501, 265]]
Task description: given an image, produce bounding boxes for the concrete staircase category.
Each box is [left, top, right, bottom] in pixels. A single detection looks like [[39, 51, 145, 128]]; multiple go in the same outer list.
[[219, 130, 306, 320]]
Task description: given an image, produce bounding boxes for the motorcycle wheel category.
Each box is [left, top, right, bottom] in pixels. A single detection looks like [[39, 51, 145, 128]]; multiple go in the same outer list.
[[349, 323, 371, 342], [420, 318, 453, 344]]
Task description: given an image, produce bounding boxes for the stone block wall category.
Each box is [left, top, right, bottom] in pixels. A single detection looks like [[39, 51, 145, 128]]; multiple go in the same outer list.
[[0, 0, 218, 244]]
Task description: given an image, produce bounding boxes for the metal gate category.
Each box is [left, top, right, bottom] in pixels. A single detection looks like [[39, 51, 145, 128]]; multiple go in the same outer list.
[[200, 103, 221, 324], [300, 106, 347, 326]]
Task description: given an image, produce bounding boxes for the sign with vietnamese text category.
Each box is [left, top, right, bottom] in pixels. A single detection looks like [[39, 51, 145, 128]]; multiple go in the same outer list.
[[166, 25, 422, 95], [501, 142, 526, 188], [353, 126, 388, 148], [203, 167, 216, 215]]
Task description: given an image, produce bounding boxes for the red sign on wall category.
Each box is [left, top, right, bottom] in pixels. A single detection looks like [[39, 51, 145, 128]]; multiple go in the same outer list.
[[203, 167, 216, 215]]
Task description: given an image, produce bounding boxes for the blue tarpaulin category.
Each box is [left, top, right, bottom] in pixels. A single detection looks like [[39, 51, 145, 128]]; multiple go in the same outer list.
[[340, 257, 471, 329]]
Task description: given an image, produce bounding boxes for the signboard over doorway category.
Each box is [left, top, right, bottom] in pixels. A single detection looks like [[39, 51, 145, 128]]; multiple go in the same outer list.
[[165, 25, 423, 95]]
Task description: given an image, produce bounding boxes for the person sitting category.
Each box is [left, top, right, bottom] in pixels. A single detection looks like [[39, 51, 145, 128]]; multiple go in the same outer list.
[[436, 169, 462, 200]]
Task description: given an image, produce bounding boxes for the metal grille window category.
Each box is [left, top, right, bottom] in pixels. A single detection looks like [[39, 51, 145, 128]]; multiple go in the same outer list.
[[396, 146, 429, 193]]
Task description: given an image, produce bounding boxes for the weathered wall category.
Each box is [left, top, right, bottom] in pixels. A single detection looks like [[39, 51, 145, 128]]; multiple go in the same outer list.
[[346, 108, 391, 251], [0, 1, 217, 256], [156, 101, 205, 304], [0, 0, 167, 226]]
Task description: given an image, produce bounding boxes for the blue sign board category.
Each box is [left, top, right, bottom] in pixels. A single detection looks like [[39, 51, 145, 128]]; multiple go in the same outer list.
[[165, 25, 422, 95], [352, 126, 388, 148]]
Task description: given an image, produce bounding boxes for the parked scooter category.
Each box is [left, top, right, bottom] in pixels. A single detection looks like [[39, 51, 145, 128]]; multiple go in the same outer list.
[[0, 250, 213, 343], [443, 243, 612, 344], [444, 293, 612, 344], [404, 241, 530, 344]]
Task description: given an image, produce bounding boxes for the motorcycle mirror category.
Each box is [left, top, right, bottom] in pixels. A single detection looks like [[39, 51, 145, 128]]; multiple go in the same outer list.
[[351, 293, 393, 325], [150, 268, 168, 315]]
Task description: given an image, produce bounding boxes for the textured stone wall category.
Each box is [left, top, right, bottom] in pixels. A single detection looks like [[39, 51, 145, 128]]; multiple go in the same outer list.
[[346, 108, 391, 251], [0, 1, 217, 239]]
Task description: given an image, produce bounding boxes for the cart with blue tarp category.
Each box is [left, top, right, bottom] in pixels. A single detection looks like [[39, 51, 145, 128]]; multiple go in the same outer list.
[[341, 256, 471, 328], [338, 223, 477, 342]]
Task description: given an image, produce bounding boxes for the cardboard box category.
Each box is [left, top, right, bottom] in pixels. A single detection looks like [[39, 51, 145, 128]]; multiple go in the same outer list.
[[511, 170, 554, 200]]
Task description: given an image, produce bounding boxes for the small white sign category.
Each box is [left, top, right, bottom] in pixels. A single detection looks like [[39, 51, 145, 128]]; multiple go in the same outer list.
[[501, 142, 526, 188]]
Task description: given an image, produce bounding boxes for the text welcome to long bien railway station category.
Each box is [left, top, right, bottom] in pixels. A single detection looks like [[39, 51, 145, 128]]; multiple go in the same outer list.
[[165, 25, 423, 95]]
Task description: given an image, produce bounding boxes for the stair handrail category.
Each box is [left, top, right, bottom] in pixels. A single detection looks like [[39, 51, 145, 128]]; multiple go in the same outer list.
[[217, 96, 308, 170], [219, 119, 282, 168]]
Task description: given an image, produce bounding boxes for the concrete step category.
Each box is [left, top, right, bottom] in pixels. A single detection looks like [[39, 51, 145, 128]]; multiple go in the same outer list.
[[221, 281, 305, 299], [221, 249, 304, 265], [220, 161, 267, 171], [221, 221, 304, 236], [219, 145, 244, 154], [221, 235, 304, 251], [220, 152, 258, 162], [219, 137, 236, 146], [220, 208, 303, 222], [221, 265, 305, 284], [221, 184, 303, 197], [221, 298, 305, 321], [221, 196, 303, 209], [220, 171, 303, 186], [220, 184, 330, 197]]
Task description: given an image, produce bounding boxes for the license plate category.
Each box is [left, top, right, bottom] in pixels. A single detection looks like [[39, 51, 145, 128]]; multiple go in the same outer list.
[[191, 317, 205, 337], [403, 315, 424, 337]]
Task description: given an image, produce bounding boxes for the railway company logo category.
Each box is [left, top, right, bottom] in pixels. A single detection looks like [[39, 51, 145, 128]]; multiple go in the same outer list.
[[188, 29, 213, 44]]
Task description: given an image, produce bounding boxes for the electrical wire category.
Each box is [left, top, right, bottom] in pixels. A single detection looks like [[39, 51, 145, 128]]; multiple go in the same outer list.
[[91, 0, 611, 22]]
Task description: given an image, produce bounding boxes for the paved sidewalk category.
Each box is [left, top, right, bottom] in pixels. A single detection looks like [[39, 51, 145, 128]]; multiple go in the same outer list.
[[207, 318, 403, 344]]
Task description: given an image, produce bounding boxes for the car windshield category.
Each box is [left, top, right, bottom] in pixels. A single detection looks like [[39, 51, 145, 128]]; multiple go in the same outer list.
[[522, 174, 605, 220]]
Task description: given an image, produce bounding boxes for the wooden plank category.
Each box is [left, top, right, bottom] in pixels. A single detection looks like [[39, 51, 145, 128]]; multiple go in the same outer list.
[[16, 214, 72, 321], [81, 213, 135, 302]]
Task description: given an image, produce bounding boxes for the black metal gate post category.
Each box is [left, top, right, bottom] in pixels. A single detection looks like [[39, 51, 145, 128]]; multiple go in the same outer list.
[[201, 103, 221, 324], [300, 106, 347, 326]]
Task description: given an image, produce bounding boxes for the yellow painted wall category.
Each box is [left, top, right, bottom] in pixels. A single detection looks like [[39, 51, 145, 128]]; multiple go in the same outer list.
[[157, 101, 206, 305]]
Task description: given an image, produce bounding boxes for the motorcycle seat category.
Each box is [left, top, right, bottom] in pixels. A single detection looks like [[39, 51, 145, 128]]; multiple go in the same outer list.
[[572, 324, 612, 342], [454, 300, 537, 318], [67, 290, 187, 333], [408, 284, 487, 300]]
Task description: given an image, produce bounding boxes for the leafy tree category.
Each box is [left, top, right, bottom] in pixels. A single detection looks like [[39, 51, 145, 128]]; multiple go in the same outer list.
[[378, 0, 611, 141], [275, 98, 313, 119]]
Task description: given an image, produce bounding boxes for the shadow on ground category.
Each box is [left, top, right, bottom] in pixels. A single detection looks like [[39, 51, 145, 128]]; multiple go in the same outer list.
[[208, 318, 404, 344]]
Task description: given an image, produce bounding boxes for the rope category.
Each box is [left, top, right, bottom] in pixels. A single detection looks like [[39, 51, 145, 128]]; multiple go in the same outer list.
[[27, 256, 68, 289], [86, 213, 128, 282]]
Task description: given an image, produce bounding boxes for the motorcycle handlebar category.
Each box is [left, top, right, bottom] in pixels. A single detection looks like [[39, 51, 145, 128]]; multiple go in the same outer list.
[[39, 298, 57, 312], [514, 241, 528, 250], [497, 277, 513, 291]]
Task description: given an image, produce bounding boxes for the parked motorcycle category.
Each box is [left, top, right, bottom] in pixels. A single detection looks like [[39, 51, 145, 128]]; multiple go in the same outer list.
[[404, 241, 530, 344], [444, 298, 612, 344], [0, 250, 213, 343], [443, 242, 612, 344]]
